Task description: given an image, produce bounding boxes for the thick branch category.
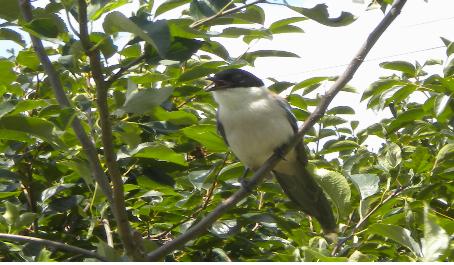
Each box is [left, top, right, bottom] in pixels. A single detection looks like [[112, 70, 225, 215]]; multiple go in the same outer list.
[[146, 0, 407, 261], [18, 0, 113, 202], [0, 233, 108, 261], [190, 0, 266, 28], [77, 0, 143, 260]]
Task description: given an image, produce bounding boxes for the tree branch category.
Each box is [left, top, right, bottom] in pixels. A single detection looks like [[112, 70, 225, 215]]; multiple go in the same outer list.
[[76, 0, 143, 260], [190, 0, 266, 28], [146, 0, 408, 261], [0, 233, 108, 261], [17, 0, 113, 203]]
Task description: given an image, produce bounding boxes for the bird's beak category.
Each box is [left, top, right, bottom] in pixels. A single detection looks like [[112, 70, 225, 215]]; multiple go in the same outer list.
[[205, 76, 229, 92]]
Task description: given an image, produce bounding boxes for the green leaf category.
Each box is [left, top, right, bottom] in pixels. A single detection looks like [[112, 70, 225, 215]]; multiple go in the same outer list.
[[405, 146, 433, 173], [0, 59, 17, 86], [16, 212, 37, 229], [103, 12, 169, 57], [181, 124, 227, 152], [10, 99, 48, 115], [321, 140, 358, 154], [326, 106, 355, 115], [0, 116, 63, 147], [388, 108, 425, 132], [349, 174, 379, 200], [421, 205, 449, 261], [292, 76, 330, 92], [0, 101, 15, 118], [443, 57, 454, 77], [89, 32, 117, 59], [312, 168, 351, 218], [16, 50, 41, 71], [89, 0, 129, 21], [0, 28, 25, 47], [380, 61, 416, 77], [126, 142, 187, 166], [432, 143, 454, 174], [361, 79, 403, 101], [0, 0, 20, 21], [121, 85, 173, 114], [0, 191, 21, 199], [41, 184, 75, 202], [320, 115, 347, 127], [151, 107, 198, 126], [269, 17, 307, 34], [165, 37, 203, 62], [378, 142, 402, 170], [24, 17, 60, 38], [369, 224, 422, 257], [96, 240, 122, 261], [302, 246, 348, 261], [0, 129, 33, 143], [242, 50, 299, 66], [189, 0, 232, 19], [178, 61, 225, 82], [289, 4, 356, 27], [155, 0, 191, 16], [3, 201, 19, 226]]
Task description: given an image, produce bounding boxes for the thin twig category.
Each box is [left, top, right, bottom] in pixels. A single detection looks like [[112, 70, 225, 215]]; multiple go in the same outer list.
[[18, 0, 113, 202], [331, 186, 406, 256], [0, 233, 108, 261], [105, 54, 147, 87], [190, 0, 266, 28], [77, 0, 143, 260], [146, 0, 407, 261]]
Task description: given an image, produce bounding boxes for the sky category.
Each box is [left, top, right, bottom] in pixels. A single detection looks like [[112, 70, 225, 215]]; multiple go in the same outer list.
[[1, 0, 454, 151]]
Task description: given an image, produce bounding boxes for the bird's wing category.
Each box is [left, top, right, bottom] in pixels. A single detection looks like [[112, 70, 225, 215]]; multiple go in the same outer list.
[[216, 109, 229, 146], [275, 96, 298, 134]]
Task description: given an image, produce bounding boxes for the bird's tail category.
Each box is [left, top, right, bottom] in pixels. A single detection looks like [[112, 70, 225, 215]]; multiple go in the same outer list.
[[274, 165, 337, 235]]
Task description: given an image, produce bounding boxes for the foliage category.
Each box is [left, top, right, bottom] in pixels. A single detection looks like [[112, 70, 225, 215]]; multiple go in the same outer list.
[[0, 0, 452, 262]]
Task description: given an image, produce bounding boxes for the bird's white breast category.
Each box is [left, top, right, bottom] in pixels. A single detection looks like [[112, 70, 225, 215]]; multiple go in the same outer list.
[[212, 87, 295, 170]]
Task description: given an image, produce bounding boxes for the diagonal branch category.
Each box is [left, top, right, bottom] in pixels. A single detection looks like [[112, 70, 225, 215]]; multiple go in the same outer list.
[[146, 0, 408, 261], [18, 0, 113, 203], [76, 0, 143, 260], [0, 233, 108, 261]]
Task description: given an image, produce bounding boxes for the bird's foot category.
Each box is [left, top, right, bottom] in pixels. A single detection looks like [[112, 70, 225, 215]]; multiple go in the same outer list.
[[239, 168, 253, 192], [274, 144, 289, 161]]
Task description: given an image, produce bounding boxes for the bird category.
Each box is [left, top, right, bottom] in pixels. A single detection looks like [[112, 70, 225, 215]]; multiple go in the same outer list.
[[206, 68, 337, 235]]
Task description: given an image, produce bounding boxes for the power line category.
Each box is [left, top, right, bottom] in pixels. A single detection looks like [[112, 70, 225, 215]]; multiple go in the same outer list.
[[281, 45, 445, 76]]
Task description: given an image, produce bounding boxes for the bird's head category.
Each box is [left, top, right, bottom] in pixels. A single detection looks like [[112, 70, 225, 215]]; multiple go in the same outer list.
[[206, 69, 264, 91]]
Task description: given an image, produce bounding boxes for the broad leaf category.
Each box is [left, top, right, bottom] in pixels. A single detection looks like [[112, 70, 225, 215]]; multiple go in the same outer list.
[[121, 85, 173, 114], [369, 224, 422, 257], [103, 12, 169, 57], [181, 124, 227, 152], [380, 61, 416, 77], [289, 4, 356, 27], [349, 174, 380, 200], [421, 205, 449, 261], [312, 168, 351, 218]]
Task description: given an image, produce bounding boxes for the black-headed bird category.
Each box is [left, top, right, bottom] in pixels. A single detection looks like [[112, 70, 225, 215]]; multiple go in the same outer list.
[[206, 68, 337, 235]]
